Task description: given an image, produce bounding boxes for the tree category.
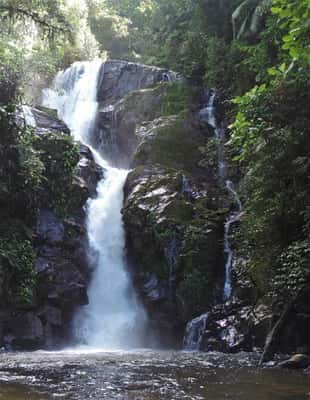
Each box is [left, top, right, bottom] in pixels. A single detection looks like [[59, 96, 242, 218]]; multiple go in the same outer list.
[[0, 0, 72, 39], [232, 0, 271, 39], [271, 0, 310, 65]]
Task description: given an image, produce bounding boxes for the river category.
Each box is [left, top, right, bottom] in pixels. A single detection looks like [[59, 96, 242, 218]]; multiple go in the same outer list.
[[0, 350, 309, 399]]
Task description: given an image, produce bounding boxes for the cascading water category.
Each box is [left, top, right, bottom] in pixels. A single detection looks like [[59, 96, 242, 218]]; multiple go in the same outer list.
[[22, 105, 36, 128], [42, 61, 146, 349], [223, 181, 243, 299], [200, 93, 226, 179], [183, 93, 243, 350], [205, 93, 243, 301]]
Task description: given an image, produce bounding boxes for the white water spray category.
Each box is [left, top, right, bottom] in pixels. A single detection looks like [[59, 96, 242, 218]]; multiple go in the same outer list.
[[43, 61, 146, 349], [22, 105, 37, 127]]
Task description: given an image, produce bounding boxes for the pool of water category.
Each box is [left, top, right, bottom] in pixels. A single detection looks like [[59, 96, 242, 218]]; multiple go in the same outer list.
[[0, 350, 309, 399]]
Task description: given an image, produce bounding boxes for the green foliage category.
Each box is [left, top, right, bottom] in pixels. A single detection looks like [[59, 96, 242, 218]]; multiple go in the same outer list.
[[272, 241, 310, 303], [0, 105, 44, 218], [0, 0, 100, 103], [203, 38, 252, 95], [271, 0, 310, 65], [236, 14, 284, 84], [0, 223, 36, 306], [231, 70, 310, 301], [230, 84, 270, 163], [88, 5, 131, 59], [0, 105, 83, 308], [34, 132, 82, 215], [18, 129, 45, 198], [0, 106, 85, 220], [0, 0, 72, 40], [160, 83, 196, 116]]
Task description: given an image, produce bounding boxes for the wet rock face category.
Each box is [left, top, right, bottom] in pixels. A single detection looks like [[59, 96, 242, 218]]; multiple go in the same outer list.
[[31, 112, 91, 348], [77, 145, 104, 197], [19, 106, 70, 135], [35, 209, 88, 309], [37, 210, 65, 244], [184, 302, 272, 353], [97, 60, 177, 106], [31, 107, 70, 135], [122, 112, 226, 346], [5, 313, 44, 350], [0, 107, 93, 350], [183, 313, 209, 350], [94, 87, 165, 167], [94, 61, 180, 167], [200, 304, 253, 353]]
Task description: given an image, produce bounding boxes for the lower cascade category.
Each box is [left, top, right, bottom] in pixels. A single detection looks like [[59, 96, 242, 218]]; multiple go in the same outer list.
[[43, 61, 146, 349]]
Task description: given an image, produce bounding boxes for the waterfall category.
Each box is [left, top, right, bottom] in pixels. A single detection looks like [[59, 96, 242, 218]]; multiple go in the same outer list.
[[205, 93, 242, 301], [42, 61, 146, 349]]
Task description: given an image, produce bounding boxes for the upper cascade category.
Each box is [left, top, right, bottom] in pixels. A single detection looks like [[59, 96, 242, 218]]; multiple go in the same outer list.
[[43, 60, 102, 144]]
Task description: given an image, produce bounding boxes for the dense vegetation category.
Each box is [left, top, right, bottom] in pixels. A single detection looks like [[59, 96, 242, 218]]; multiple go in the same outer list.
[[0, 0, 309, 323], [0, 1, 85, 306]]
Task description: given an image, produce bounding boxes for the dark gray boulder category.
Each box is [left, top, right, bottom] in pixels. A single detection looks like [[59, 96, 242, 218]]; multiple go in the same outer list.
[[77, 145, 104, 197], [97, 60, 178, 105], [37, 210, 65, 244], [19, 105, 70, 135], [5, 312, 44, 350]]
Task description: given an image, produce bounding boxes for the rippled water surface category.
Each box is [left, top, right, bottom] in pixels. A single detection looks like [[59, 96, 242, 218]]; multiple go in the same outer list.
[[0, 350, 309, 399]]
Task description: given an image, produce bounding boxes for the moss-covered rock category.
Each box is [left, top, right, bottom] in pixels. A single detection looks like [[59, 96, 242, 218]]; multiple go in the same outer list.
[[123, 111, 226, 345], [94, 81, 196, 167], [134, 115, 206, 173]]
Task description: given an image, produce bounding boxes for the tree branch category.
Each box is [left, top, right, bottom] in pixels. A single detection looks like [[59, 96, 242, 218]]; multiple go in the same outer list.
[[0, 5, 71, 36]]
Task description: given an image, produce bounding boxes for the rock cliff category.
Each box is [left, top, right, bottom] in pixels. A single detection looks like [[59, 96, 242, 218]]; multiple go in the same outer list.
[[0, 106, 101, 349]]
